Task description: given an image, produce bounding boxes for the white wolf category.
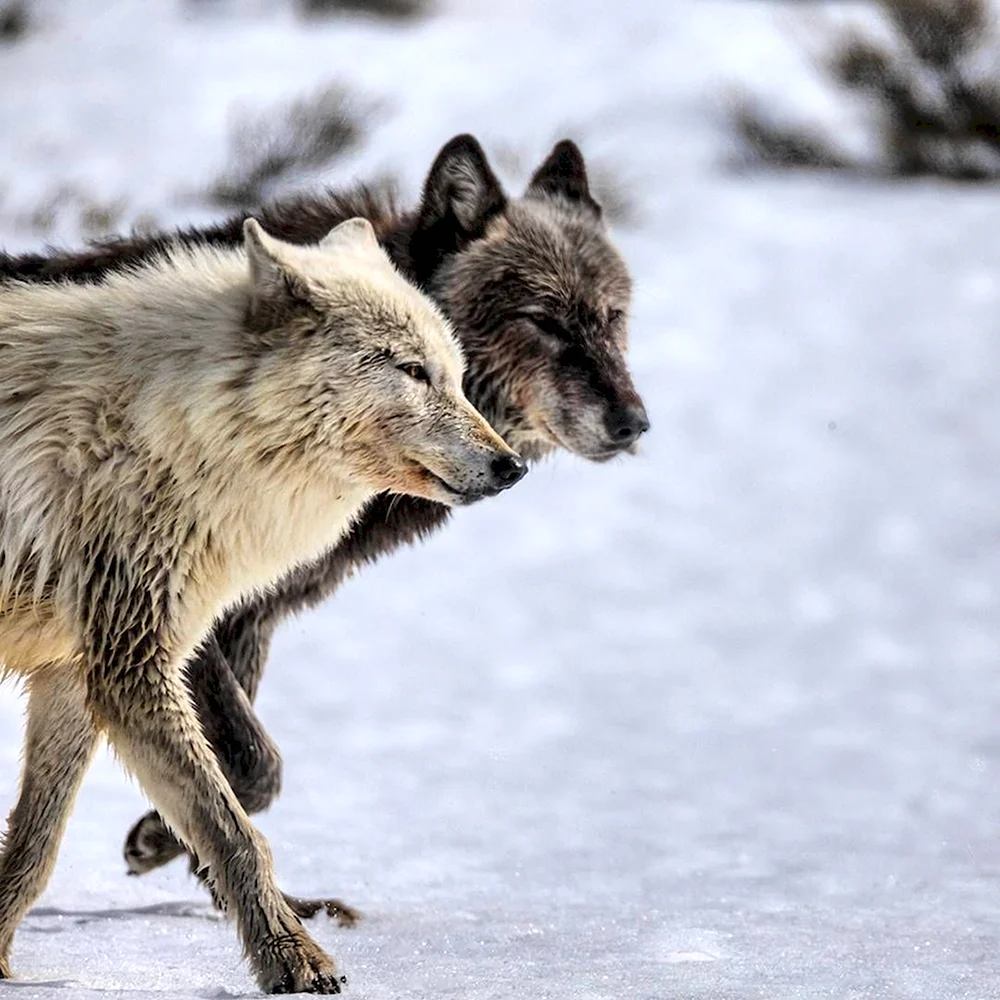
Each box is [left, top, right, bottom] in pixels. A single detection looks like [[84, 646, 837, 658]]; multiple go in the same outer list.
[[0, 216, 524, 993]]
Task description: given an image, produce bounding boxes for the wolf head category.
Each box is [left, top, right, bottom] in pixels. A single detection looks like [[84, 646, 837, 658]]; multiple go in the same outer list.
[[242, 217, 525, 505], [403, 135, 648, 463]]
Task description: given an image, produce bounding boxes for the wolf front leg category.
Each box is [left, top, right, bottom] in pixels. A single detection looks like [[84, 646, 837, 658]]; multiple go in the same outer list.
[[0, 669, 99, 978], [85, 598, 345, 993], [123, 626, 362, 928], [123, 633, 283, 876]]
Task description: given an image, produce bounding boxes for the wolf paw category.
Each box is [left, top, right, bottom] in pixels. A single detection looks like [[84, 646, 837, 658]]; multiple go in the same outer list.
[[258, 935, 346, 995], [123, 810, 185, 875], [0, 955, 11, 979], [283, 893, 362, 928], [271, 967, 347, 995]]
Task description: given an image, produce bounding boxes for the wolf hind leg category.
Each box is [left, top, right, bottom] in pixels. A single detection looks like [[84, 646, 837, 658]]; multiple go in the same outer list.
[[283, 894, 362, 928], [121, 636, 362, 928], [0, 669, 99, 978], [199, 614, 363, 927], [192, 629, 362, 927], [125, 803, 360, 928]]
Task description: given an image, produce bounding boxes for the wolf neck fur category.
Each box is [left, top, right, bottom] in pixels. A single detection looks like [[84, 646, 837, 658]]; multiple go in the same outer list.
[[0, 245, 375, 632]]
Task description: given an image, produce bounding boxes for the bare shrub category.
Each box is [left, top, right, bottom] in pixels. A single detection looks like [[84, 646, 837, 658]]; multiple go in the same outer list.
[[78, 197, 129, 238], [729, 0, 1000, 179], [0, 1, 29, 44], [208, 84, 375, 209], [730, 95, 852, 171], [296, 0, 431, 22], [7, 184, 132, 240]]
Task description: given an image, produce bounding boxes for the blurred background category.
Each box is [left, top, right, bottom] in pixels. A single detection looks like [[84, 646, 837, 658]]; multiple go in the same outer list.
[[1, 1, 999, 997]]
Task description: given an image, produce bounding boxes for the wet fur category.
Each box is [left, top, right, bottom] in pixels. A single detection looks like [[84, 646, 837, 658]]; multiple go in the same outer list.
[[0, 219, 511, 992], [1, 136, 646, 916]]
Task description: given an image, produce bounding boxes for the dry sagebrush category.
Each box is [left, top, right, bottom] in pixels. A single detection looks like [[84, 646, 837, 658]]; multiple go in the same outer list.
[[731, 0, 1000, 179]]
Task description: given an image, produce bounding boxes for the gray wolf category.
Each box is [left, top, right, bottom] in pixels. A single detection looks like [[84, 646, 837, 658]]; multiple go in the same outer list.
[[0, 216, 522, 993], [2, 134, 647, 918]]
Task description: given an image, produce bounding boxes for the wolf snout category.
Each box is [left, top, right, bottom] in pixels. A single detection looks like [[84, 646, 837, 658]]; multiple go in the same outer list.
[[489, 453, 527, 492], [430, 445, 526, 504], [452, 449, 526, 502], [604, 402, 650, 449]]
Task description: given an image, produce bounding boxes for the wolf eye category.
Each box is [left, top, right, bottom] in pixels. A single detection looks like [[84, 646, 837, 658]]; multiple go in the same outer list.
[[608, 309, 625, 325], [399, 362, 431, 385], [522, 313, 572, 343]]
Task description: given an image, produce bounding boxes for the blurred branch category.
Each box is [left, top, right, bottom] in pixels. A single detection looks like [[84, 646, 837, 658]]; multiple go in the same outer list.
[[296, 0, 432, 21], [0, 1, 29, 44], [208, 84, 377, 209], [728, 0, 1000, 180], [730, 95, 852, 170]]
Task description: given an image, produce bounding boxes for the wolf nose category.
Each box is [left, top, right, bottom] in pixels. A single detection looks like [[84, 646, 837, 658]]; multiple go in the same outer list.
[[490, 453, 527, 491], [605, 404, 650, 446]]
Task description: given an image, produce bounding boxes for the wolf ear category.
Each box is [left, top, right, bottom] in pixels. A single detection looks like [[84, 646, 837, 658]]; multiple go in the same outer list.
[[244, 218, 313, 324], [319, 217, 380, 251], [410, 134, 507, 283], [419, 134, 507, 234], [526, 139, 601, 217]]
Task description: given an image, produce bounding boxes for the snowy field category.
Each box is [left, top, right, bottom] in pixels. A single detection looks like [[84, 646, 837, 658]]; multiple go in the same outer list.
[[2, 1, 1000, 997]]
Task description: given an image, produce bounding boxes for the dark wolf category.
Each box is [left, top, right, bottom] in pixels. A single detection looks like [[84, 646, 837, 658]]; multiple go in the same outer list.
[[1, 134, 649, 922]]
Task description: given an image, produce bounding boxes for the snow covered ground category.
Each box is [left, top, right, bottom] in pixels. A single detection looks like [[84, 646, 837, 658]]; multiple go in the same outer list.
[[2, 1, 1000, 997]]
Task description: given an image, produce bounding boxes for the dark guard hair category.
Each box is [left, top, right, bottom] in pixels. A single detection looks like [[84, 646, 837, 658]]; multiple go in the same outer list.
[[1, 135, 648, 919]]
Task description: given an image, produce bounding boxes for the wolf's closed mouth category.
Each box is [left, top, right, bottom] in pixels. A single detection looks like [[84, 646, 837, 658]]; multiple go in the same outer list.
[[419, 465, 472, 502]]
